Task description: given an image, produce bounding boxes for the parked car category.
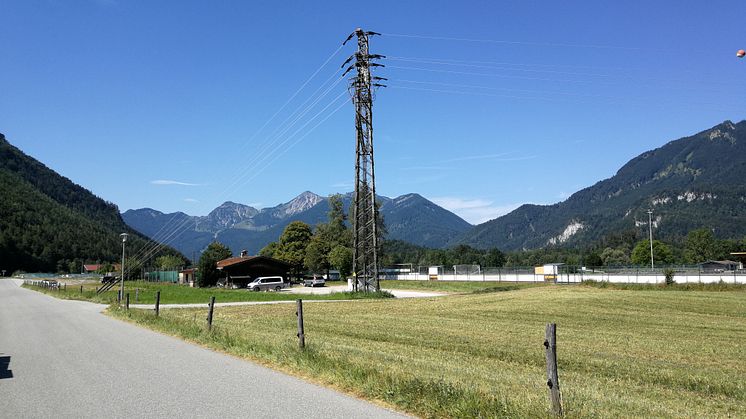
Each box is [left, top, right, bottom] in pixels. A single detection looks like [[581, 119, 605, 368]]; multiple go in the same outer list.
[[304, 276, 325, 287], [247, 276, 285, 292]]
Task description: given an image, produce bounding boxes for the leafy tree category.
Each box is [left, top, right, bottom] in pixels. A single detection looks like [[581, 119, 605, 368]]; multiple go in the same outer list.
[[304, 235, 329, 275], [483, 248, 506, 267], [274, 221, 312, 278], [631, 240, 673, 266], [600, 247, 630, 266], [684, 228, 719, 263], [326, 194, 347, 239], [329, 245, 353, 279], [259, 241, 278, 258], [155, 254, 184, 271], [197, 242, 232, 287], [304, 195, 353, 276], [584, 251, 603, 267]]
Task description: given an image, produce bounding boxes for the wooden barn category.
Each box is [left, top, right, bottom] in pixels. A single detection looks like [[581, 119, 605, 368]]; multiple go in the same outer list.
[[216, 251, 290, 287]]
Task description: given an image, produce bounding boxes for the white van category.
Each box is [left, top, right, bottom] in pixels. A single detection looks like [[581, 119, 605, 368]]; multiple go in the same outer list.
[[247, 276, 285, 292]]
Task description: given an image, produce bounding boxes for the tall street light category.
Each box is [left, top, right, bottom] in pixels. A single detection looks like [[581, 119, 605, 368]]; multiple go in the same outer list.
[[120, 233, 128, 302], [647, 210, 654, 270]]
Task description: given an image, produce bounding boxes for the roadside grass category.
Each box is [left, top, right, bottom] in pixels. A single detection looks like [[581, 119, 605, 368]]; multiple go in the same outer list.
[[22, 281, 393, 304], [380, 279, 546, 293], [109, 286, 746, 418]]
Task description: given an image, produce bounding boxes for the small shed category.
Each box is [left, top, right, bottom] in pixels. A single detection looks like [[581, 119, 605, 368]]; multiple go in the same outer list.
[[216, 255, 290, 287], [535, 263, 565, 282], [179, 268, 197, 287]]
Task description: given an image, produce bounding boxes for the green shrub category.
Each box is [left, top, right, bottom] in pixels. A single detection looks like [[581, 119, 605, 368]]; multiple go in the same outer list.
[[664, 268, 676, 286]]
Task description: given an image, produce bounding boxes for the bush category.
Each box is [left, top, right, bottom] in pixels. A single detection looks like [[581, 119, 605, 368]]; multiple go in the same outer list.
[[664, 268, 676, 286]]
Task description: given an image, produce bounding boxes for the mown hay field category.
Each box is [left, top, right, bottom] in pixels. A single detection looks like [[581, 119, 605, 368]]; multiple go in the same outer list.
[[111, 286, 746, 418]]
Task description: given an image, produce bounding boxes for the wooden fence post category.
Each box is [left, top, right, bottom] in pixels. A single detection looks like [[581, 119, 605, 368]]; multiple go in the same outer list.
[[544, 323, 563, 416], [207, 296, 215, 331], [80, 285, 83, 294], [155, 291, 161, 317], [296, 299, 305, 349]]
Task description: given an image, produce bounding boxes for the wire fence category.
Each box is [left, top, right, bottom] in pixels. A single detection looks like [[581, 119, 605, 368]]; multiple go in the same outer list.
[[381, 265, 746, 284]]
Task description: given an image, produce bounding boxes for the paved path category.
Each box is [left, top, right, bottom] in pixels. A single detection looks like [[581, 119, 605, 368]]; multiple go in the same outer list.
[[0, 279, 406, 418]]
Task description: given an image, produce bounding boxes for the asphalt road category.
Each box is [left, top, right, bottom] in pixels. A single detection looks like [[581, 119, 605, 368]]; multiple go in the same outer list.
[[0, 279, 406, 418]]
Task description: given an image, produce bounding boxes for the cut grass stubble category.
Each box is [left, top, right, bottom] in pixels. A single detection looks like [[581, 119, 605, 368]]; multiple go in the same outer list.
[[109, 287, 746, 418]]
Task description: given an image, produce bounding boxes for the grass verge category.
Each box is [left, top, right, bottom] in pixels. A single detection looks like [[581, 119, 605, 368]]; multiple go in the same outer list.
[[22, 281, 394, 304], [108, 286, 746, 418]]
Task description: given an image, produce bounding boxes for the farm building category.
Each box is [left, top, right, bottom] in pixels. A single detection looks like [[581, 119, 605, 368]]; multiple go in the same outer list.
[[216, 251, 290, 287], [83, 264, 121, 274], [698, 260, 739, 272]]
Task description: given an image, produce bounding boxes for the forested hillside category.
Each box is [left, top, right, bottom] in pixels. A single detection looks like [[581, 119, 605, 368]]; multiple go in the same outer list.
[[454, 120, 746, 250], [0, 133, 183, 273]]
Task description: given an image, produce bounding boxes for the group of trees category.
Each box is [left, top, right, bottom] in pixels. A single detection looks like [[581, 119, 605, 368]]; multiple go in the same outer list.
[[378, 228, 745, 269], [190, 221, 744, 288], [260, 194, 355, 279]]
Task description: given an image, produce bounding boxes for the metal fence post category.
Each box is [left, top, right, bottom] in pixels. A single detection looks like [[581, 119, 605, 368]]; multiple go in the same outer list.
[[296, 299, 305, 349], [125, 293, 129, 310], [544, 323, 563, 416], [155, 291, 161, 317]]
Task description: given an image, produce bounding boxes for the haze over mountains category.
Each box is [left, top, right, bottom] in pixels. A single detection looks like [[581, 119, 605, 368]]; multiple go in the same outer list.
[[123, 192, 473, 257]]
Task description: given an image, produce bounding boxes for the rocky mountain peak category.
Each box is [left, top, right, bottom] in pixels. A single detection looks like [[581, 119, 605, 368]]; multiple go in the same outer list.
[[275, 191, 323, 217], [205, 201, 259, 230]]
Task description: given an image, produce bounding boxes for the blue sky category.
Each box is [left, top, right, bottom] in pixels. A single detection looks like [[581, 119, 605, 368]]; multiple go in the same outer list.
[[2, 1, 745, 224]]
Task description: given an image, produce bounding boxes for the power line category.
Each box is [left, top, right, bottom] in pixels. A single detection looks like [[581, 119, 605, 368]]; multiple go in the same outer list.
[[125, 45, 348, 272], [383, 32, 651, 51]]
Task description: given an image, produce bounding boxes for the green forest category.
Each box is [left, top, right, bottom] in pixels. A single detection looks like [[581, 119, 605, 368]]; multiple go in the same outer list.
[[0, 133, 184, 274]]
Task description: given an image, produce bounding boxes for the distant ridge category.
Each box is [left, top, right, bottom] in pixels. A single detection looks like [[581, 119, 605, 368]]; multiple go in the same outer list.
[[123, 192, 472, 255], [451, 120, 746, 250]]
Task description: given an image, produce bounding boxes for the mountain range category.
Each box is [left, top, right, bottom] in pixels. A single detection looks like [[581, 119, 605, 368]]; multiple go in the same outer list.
[[124, 120, 746, 256], [122, 192, 473, 257], [452, 120, 746, 250]]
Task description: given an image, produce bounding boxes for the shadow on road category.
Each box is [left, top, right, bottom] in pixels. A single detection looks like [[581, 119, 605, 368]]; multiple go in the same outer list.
[[0, 355, 13, 379]]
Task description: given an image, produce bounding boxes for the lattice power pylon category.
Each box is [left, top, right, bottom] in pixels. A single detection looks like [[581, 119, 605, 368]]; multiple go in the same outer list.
[[342, 28, 386, 292]]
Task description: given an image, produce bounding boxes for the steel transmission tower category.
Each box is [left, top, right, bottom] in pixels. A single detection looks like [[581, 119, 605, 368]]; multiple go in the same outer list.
[[342, 28, 386, 292]]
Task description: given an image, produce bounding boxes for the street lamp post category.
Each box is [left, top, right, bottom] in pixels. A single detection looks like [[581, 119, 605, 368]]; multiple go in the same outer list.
[[647, 210, 654, 270], [120, 233, 128, 303]]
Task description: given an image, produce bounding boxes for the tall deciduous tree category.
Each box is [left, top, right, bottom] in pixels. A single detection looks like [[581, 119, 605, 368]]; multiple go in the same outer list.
[[197, 241, 232, 287], [329, 245, 353, 280], [684, 228, 719, 263], [305, 194, 353, 276], [155, 254, 184, 271], [631, 240, 673, 266], [274, 221, 312, 278]]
